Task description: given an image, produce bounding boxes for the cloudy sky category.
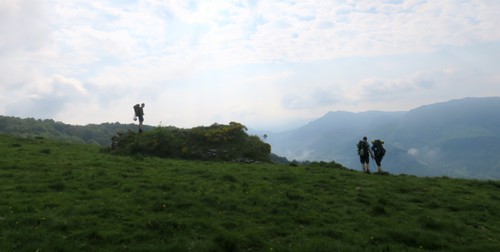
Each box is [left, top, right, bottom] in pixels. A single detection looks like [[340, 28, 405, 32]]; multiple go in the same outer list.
[[1, 0, 500, 131]]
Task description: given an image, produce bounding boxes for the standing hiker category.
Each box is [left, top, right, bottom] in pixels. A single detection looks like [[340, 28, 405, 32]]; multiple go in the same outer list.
[[357, 136, 374, 173], [371, 139, 386, 173], [133, 103, 145, 133]]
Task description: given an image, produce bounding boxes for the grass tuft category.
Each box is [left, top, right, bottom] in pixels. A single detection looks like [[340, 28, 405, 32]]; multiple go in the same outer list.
[[40, 148, 51, 154]]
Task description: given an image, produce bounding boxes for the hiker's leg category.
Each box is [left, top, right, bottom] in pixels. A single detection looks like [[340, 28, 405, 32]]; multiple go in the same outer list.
[[375, 157, 383, 172], [138, 115, 144, 132]]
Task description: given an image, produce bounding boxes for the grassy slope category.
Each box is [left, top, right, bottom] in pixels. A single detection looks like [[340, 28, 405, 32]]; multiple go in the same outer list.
[[0, 134, 499, 251]]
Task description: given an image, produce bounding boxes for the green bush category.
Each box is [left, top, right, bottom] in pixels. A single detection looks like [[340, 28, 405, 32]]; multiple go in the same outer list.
[[107, 122, 271, 162]]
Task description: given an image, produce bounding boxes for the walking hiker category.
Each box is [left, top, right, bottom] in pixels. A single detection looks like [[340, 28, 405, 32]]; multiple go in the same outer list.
[[357, 136, 374, 173], [133, 103, 145, 133], [371, 139, 386, 173]]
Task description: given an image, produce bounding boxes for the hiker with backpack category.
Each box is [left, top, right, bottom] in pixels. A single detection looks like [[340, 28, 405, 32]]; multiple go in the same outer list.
[[371, 139, 386, 173], [357, 136, 374, 173], [133, 103, 145, 133]]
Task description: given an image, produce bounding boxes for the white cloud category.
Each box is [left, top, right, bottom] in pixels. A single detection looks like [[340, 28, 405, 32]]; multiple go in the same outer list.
[[0, 0, 49, 53], [407, 146, 443, 163], [359, 70, 438, 98], [43, 0, 500, 69], [1, 0, 500, 130], [282, 88, 342, 110], [407, 148, 418, 156], [52, 74, 88, 95]]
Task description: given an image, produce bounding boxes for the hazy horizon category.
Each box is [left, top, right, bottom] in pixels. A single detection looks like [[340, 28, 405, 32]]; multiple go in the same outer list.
[[3, 96, 497, 133]]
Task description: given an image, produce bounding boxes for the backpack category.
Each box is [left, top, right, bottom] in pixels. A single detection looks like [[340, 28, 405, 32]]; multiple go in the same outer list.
[[357, 140, 367, 156], [372, 139, 386, 157], [133, 104, 141, 116]]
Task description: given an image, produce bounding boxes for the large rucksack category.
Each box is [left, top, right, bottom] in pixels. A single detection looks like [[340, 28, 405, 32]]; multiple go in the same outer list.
[[357, 140, 367, 156], [372, 139, 386, 157], [133, 104, 141, 116]]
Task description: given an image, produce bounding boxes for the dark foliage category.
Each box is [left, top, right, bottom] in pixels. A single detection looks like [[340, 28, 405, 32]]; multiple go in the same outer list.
[[0, 115, 153, 145], [107, 122, 272, 162]]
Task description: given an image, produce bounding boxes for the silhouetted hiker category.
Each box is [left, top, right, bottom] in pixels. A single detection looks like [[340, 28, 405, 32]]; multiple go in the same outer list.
[[133, 103, 145, 133], [371, 139, 386, 173], [357, 136, 374, 173]]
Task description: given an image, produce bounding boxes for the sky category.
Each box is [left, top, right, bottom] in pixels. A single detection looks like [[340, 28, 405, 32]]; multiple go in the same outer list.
[[1, 0, 500, 132]]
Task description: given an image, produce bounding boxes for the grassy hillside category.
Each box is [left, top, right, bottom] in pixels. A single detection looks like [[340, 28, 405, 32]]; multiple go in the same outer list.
[[0, 134, 499, 251]]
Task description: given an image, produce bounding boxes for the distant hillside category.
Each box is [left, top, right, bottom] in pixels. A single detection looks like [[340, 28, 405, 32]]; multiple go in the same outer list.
[[0, 116, 153, 145], [267, 97, 500, 179]]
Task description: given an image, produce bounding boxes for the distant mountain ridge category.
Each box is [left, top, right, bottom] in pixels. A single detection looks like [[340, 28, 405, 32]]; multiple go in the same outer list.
[[266, 97, 500, 179]]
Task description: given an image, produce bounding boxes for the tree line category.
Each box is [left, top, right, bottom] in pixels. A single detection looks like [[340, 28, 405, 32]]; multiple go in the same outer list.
[[0, 115, 151, 145]]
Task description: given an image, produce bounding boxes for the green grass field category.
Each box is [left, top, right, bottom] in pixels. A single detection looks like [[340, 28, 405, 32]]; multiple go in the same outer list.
[[1, 134, 499, 251]]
